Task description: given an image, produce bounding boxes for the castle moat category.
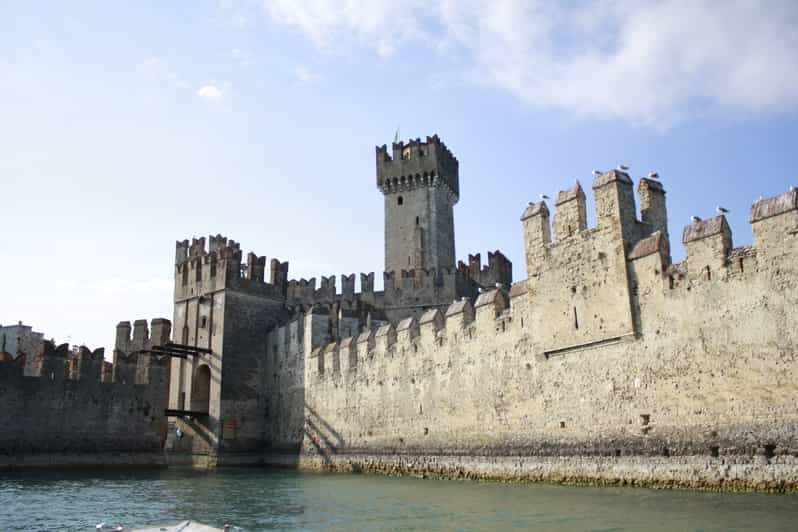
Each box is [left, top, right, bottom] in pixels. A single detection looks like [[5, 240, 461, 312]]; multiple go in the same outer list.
[[3, 468, 798, 531]]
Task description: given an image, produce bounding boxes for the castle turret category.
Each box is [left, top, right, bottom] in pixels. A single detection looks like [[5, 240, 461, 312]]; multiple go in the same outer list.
[[377, 135, 459, 273], [553, 181, 587, 239], [683, 215, 733, 280], [520, 201, 551, 278], [638, 177, 670, 259], [593, 169, 637, 243]]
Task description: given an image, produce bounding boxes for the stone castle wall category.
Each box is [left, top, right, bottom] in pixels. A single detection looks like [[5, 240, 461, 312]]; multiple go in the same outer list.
[[0, 319, 172, 470], [293, 180, 798, 491]]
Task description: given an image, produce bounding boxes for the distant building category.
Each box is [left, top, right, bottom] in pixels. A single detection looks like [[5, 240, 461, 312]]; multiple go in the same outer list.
[[0, 322, 44, 359]]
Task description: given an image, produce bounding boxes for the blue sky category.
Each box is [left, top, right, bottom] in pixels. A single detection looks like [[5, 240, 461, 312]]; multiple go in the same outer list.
[[2, 1, 797, 351]]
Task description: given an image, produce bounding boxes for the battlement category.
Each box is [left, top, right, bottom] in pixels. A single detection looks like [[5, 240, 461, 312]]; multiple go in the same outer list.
[[522, 170, 665, 269], [308, 288, 517, 381], [113, 318, 172, 385], [376, 135, 459, 200], [287, 272, 378, 304], [175, 235, 289, 300], [518, 175, 798, 353], [521, 174, 795, 274], [382, 266, 461, 304], [1, 338, 170, 388], [457, 250, 512, 289]]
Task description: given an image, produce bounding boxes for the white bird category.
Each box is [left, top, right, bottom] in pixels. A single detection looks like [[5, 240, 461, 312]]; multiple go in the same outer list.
[[539, 194, 550, 200], [647, 171, 659, 179], [691, 215, 702, 223], [592, 169, 602, 176], [617, 164, 629, 171], [716, 206, 729, 214]]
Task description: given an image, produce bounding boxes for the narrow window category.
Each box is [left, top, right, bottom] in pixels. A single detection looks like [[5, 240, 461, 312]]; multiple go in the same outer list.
[[182, 265, 188, 286], [705, 265, 711, 281], [195, 260, 202, 282], [573, 307, 579, 329], [210, 258, 217, 277], [738, 257, 744, 273], [415, 216, 419, 225], [200, 316, 208, 329], [668, 275, 675, 289], [397, 196, 404, 205]]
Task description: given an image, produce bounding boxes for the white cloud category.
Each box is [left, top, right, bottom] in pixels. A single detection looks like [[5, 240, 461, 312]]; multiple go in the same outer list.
[[260, 0, 798, 127], [197, 84, 224, 102], [232, 48, 256, 67], [293, 66, 320, 84]]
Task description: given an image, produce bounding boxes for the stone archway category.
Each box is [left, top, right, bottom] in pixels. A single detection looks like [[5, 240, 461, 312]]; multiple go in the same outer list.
[[190, 364, 211, 414]]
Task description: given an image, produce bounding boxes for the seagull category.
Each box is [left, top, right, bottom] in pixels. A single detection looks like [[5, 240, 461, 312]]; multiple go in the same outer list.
[[617, 164, 629, 171], [716, 206, 729, 214], [592, 169, 602, 176], [539, 194, 550, 200], [647, 171, 659, 179], [691, 215, 702, 223]]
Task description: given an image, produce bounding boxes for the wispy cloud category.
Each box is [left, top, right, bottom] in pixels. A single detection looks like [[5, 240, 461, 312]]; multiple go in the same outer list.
[[293, 66, 320, 85], [212, 0, 250, 29], [197, 84, 224, 102], [260, 0, 798, 127], [232, 48, 256, 67]]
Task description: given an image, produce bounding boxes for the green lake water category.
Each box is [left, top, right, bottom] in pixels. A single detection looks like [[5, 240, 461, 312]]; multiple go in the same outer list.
[[1, 468, 797, 531]]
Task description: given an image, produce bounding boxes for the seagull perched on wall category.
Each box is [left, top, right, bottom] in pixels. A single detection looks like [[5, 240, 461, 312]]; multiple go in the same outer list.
[[691, 215, 702, 223], [716, 206, 730, 214], [539, 194, 550, 200], [592, 169, 602, 176], [647, 171, 659, 179], [617, 164, 629, 171]]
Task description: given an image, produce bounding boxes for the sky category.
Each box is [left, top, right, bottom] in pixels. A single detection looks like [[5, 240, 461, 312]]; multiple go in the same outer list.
[[2, 1, 797, 352]]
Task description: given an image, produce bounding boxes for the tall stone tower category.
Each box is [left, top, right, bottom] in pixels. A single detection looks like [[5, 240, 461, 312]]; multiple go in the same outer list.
[[376, 135, 459, 273]]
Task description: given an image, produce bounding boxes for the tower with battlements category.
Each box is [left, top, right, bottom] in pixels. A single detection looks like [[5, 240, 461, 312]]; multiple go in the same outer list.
[[377, 135, 459, 274]]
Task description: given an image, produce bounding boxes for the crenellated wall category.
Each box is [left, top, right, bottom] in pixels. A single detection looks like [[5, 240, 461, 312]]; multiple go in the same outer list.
[[0, 320, 172, 470], [282, 250, 510, 325], [295, 183, 798, 491]]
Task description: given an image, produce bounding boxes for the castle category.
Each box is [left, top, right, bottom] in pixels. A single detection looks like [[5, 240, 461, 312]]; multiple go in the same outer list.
[[164, 135, 513, 461], [157, 134, 798, 491], [3, 134, 797, 490]]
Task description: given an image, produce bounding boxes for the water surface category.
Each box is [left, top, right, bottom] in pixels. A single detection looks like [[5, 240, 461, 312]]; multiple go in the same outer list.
[[2, 468, 797, 531]]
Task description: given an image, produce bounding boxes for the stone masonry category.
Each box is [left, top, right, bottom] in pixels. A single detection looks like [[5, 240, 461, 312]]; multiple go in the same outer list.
[[15, 133, 791, 491], [295, 166, 798, 491], [0, 319, 172, 469]]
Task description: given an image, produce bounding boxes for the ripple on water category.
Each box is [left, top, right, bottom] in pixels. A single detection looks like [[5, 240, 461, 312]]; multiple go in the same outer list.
[[2, 469, 798, 531]]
